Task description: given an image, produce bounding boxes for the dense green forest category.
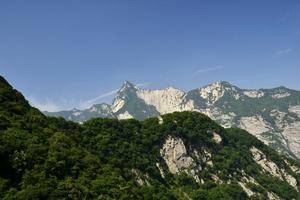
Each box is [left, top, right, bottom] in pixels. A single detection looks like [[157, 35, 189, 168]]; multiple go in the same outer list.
[[0, 76, 300, 199]]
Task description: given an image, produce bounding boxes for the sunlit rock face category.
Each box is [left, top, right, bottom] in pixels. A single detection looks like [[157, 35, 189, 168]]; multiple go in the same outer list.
[[160, 136, 196, 175], [160, 136, 200, 183], [159, 136, 213, 183], [137, 87, 195, 114], [243, 90, 265, 98]]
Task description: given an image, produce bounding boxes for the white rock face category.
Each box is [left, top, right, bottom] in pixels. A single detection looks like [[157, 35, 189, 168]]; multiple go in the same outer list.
[[289, 106, 300, 117], [291, 165, 300, 174], [269, 110, 288, 131], [160, 136, 202, 182], [243, 90, 264, 98], [282, 170, 298, 190], [239, 116, 272, 144], [240, 171, 259, 190], [208, 109, 236, 128], [156, 163, 165, 178], [137, 87, 194, 114], [199, 82, 225, 105], [269, 109, 300, 158], [238, 182, 255, 197], [117, 111, 133, 120], [282, 122, 300, 158], [158, 116, 164, 124], [285, 160, 300, 174], [111, 98, 125, 113], [72, 111, 81, 116], [198, 108, 224, 124], [233, 93, 240, 100], [160, 136, 195, 174], [195, 149, 213, 167], [212, 132, 222, 144], [250, 147, 281, 179], [89, 104, 113, 114], [211, 174, 223, 184], [89, 106, 97, 112], [272, 92, 291, 99], [267, 192, 281, 200], [250, 147, 298, 190]]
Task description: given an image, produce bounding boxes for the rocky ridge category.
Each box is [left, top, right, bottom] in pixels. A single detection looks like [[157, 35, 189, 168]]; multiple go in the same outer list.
[[45, 81, 300, 160]]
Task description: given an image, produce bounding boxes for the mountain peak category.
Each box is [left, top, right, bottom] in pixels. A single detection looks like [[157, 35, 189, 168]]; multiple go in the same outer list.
[[277, 85, 289, 90], [123, 80, 135, 87], [218, 81, 233, 86], [211, 81, 237, 88], [118, 81, 138, 94], [200, 81, 234, 91]]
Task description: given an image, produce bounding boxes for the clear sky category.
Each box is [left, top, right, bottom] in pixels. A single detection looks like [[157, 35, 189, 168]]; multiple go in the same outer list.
[[0, 1, 300, 111]]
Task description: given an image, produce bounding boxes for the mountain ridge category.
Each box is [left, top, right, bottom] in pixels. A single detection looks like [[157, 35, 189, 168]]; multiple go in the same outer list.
[[45, 81, 300, 160]]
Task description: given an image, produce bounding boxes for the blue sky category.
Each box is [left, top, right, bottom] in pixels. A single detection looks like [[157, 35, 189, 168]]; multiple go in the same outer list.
[[0, 1, 299, 111]]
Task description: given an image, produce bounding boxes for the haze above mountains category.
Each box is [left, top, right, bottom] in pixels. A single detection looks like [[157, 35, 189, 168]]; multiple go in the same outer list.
[[45, 81, 300, 161]]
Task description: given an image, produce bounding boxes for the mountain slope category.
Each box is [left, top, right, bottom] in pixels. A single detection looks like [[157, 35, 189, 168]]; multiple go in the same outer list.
[[46, 81, 300, 160], [1, 75, 300, 199]]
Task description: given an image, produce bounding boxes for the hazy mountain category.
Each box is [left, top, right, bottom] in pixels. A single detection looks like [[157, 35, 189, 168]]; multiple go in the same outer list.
[[1, 75, 300, 199], [44, 103, 115, 122], [46, 81, 300, 160]]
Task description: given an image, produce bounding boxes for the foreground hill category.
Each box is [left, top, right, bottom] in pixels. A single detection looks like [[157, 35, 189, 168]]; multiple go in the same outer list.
[[1, 76, 300, 199], [46, 81, 300, 160]]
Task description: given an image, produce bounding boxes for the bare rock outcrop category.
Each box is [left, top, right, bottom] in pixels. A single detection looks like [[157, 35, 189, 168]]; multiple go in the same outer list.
[[250, 147, 298, 190], [160, 136, 212, 182]]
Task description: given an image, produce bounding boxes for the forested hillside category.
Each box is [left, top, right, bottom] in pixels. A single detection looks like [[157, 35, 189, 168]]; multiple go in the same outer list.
[[1, 76, 300, 199]]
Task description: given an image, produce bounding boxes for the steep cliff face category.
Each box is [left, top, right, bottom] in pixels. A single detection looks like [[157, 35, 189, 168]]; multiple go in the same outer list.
[[159, 136, 212, 183], [45, 81, 300, 160], [137, 87, 195, 114]]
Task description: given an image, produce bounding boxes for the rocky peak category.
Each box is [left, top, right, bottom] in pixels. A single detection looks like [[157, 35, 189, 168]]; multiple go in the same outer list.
[[111, 81, 138, 113], [217, 81, 235, 87], [198, 82, 226, 105], [204, 81, 236, 89], [118, 81, 137, 93]]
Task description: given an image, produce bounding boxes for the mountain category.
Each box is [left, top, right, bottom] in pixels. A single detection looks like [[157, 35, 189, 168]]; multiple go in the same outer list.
[[46, 81, 300, 160], [44, 103, 115, 122], [1, 75, 300, 199]]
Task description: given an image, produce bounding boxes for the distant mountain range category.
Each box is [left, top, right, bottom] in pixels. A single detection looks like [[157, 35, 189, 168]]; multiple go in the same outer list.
[[45, 81, 300, 160]]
